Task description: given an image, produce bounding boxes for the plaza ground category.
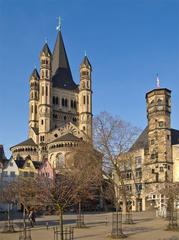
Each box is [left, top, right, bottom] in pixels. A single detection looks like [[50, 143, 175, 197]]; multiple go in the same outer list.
[[0, 211, 179, 240]]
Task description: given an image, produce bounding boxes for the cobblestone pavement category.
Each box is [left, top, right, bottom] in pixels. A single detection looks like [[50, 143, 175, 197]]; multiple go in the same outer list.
[[0, 211, 179, 240]]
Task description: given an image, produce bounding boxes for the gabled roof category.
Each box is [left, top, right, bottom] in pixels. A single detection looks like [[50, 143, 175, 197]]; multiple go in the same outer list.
[[51, 133, 81, 143], [32, 161, 43, 169], [130, 127, 148, 151], [15, 159, 25, 168], [52, 31, 78, 90], [30, 68, 40, 80], [81, 55, 92, 69], [41, 43, 52, 56], [130, 127, 179, 151], [31, 127, 39, 135], [171, 129, 179, 145], [11, 138, 37, 149]]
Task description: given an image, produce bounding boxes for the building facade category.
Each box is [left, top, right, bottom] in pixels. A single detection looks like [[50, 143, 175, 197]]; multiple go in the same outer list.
[[114, 87, 179, 212], [10, 27, 93, 167]]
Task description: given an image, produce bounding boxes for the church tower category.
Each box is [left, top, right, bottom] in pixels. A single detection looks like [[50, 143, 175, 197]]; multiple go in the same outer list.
[[145, 85, 173, 183], [38, 43, 52, 143], [29, 68, 40, 135], [79, 56, 92, 140]]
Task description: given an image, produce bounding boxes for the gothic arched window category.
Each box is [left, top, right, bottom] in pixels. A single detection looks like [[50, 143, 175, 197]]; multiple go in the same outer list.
[[65, 99, 68, 107], [56, 97, 59, 105], [83, 96, 86, 105], [71, 100, 73, 108], [46, 70, 48, 79], [53, 96, 55, 105]]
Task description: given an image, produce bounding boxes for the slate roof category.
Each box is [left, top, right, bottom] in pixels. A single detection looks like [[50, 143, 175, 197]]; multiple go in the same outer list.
[[52, 31, 78, 90], [171, 129, 179, 145], [130, 127, 148, 151], [51, 133, 81, 143], [130, 127, 179, 152], [41, 43, 52, 56], [33, 161, 43, 169], [31, 127, 39, 135], [11, 138, 37, 149], [15, 159, 25, 168], [30, 68, 40, 80], [81, 56, 92, 69]]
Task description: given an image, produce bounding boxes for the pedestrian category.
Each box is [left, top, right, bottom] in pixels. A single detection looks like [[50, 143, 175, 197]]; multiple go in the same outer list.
[[29, 209, 36, 227]]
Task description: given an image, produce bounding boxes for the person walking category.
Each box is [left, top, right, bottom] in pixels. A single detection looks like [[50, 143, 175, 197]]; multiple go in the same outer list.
[[29, 209, 36, 227]]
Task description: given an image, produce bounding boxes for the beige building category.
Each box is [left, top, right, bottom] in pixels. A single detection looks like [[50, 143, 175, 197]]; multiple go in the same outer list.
[[10, 26, 93, 167], [115, 87, 179, 212]]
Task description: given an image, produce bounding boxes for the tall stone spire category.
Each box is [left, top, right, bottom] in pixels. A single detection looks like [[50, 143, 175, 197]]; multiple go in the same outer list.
[[52, 28, 77, 90]]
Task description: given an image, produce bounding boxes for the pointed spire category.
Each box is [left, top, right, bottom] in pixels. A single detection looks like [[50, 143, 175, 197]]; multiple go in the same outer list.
[[51, 31, 77, 90], [30, 68, 40, 80], [41, 42, 52, 56], [81, 55, 92, 69], [52, 31, 71, 75]]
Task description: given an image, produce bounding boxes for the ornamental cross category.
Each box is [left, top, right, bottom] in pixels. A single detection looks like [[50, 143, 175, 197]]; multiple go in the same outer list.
[[156, 73, 160, 88], [56, 16, 62, 31]]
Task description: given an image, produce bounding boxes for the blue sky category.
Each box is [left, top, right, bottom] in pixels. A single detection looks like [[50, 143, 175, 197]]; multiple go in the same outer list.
[[0, 0, 179, 157]]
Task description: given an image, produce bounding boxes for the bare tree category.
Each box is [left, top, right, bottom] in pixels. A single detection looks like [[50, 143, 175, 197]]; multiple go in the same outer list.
[[13, 177, 40, 229], [71, 144, 102, 227], [159, 182, 179, 230], [37, 169, 78, 240], [93, 112, 140, 214], [0, 180, 17, 232]]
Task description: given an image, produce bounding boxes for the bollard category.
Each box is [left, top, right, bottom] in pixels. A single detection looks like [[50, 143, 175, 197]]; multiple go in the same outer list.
[[46, 222, 49, 230], [105, 216, 108, 226]]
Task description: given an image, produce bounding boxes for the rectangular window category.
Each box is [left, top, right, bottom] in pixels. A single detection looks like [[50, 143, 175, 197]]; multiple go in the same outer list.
[[46, 86, 48, 96], [135, 156, 142, 167], [87, 95, 89, 105], [126, 185, 132, 192], [159, 121, 164, 127], [126, 171, 132, 179], [151, 139, 154, 145], [136, 183, 142, 192], [83, 96, 85, 105], [136, 169, 142, 178], [3, 171, 8, 176], [10, 171, 15, 177]]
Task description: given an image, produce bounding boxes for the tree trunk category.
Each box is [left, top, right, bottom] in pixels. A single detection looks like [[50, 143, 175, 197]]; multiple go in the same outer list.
[[78, 201, 81, 218], [7, 203, 10, 227], [59, 207, 64, 240]]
